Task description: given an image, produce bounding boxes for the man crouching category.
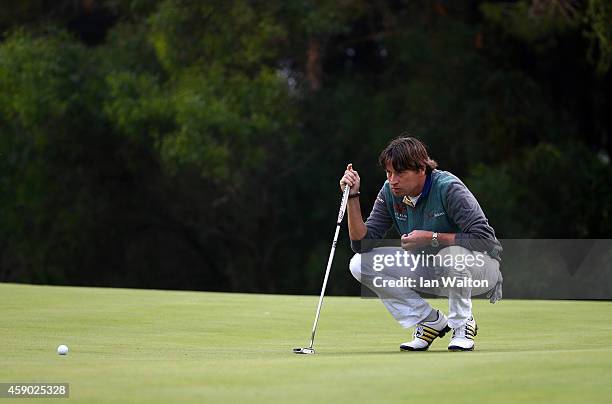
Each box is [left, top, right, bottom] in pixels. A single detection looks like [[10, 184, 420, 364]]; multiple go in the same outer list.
[[340, 135, 503, 351]]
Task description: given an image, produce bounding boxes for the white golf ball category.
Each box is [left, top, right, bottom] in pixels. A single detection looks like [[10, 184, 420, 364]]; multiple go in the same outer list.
[[57, 345, 69, 355]]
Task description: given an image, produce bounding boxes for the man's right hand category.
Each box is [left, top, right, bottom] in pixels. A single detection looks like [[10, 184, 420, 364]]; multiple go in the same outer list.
[[340, 163, 360, 196], [340, 163, 367, 241]]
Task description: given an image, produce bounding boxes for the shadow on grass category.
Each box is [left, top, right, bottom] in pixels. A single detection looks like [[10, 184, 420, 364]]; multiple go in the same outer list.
[[306, 346, 612, 357]]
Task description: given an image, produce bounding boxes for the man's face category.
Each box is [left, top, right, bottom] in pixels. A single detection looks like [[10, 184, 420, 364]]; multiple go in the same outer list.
[[385, 161, 426, 197]]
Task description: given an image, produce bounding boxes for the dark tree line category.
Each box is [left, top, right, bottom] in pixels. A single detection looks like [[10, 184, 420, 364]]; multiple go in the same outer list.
[[1, 0, 611, 294]]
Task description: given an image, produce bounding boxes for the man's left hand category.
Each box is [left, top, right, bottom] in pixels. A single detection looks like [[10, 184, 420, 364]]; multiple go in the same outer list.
[[401, 230, 433, 250]]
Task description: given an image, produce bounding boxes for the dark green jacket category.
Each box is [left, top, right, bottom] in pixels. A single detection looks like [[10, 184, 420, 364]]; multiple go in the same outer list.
[[351, 169, 502, 259]]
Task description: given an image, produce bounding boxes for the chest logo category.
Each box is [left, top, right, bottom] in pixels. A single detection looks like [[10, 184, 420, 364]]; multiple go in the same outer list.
[[428, 211, 445, 218], [394, 202, 407, 214], [393, 202, 407, 221], [395, 212, 407, 221]]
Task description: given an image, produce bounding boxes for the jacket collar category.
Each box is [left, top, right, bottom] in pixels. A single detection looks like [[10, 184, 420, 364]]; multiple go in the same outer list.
[[401, 171, 433, 207]]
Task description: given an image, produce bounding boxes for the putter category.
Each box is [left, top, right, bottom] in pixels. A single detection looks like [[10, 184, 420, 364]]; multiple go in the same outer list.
[[293, 184, 351, 355]]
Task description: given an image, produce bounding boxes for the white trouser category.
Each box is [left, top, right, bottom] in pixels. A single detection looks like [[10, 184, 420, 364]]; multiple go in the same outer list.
[[349, 246, 500, 329]]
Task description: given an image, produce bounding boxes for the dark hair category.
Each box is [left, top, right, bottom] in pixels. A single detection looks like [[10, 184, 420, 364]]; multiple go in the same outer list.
[[378, 135, 438, 173]]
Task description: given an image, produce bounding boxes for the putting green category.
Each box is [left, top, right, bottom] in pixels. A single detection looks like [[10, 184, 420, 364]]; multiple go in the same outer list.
[[1, 283, 611, 403]]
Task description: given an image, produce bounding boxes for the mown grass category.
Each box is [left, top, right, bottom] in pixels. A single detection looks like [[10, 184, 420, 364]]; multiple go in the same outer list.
[[1, 283, 611, 403]]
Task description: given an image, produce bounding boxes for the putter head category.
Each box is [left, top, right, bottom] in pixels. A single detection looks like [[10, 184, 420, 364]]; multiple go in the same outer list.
[[293, 347, 315, 355]]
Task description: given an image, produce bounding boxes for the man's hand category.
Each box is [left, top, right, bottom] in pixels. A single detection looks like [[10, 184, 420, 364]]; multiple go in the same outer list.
[[401, 230, 433, 250], [339, 163, 360, 195]]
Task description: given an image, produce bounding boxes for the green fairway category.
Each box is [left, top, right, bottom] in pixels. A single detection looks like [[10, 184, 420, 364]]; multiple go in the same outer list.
[[1, 283, 611, 403]]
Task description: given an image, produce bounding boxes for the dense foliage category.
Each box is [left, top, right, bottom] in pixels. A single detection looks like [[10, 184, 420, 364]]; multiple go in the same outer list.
[[1, 0, 611, 293]]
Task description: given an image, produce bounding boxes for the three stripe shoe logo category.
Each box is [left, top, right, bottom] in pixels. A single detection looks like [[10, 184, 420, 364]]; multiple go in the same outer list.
[[416, 325, 441, 345], [465, 323, 477, 340]]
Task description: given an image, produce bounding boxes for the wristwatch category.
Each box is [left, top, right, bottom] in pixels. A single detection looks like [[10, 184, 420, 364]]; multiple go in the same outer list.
[[431, 232, 439, 247]]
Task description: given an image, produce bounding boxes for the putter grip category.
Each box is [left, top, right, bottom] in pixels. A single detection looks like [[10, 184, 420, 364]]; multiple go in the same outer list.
[[337, 185, 351, 224]]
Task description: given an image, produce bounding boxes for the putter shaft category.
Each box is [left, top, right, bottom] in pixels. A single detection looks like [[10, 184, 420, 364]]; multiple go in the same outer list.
[[307, 184, 351, 350]]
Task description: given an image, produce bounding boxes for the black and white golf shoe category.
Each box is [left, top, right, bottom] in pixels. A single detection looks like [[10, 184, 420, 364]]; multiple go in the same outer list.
[[448, 316, 478, 351], [400, 310, 450, 351]]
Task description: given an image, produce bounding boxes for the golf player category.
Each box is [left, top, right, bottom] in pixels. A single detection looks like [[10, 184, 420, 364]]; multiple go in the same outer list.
[[340, 136, 503, 351]]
